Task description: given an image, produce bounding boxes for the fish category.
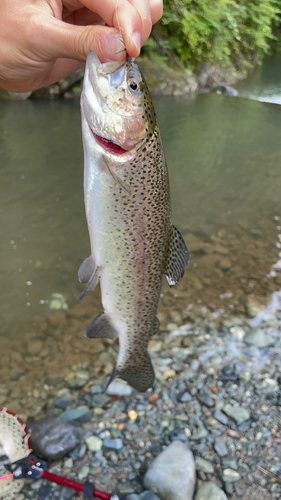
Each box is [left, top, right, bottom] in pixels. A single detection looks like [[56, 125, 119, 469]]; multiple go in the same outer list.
[[79, 50, 189, 392]]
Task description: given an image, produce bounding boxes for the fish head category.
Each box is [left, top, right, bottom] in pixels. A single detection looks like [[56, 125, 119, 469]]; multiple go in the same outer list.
[[81, 51, 156, 158]]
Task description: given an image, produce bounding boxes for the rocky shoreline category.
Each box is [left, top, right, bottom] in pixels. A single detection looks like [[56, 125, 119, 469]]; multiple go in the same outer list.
[[0, 58, 247, 101], [1, 291, 280, 500]]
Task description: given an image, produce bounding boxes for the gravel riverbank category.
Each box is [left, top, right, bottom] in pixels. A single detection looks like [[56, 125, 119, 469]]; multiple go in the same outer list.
[[2, 291, 280, 500]]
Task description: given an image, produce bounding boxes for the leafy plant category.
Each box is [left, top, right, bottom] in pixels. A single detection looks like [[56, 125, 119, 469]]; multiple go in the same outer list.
[[144, 0, 281, 70]]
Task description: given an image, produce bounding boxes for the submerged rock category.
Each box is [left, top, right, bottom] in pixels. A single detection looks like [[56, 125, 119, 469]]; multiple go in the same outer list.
[[144, 441, 195, 500], [28, 417, 80, 460]]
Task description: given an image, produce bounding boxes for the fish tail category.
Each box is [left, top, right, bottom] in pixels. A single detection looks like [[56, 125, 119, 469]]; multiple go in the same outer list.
[[113, 352, 155, 393]]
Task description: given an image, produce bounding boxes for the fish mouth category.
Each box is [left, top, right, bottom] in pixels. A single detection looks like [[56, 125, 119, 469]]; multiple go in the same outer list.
[[92, 132, 129, 156]]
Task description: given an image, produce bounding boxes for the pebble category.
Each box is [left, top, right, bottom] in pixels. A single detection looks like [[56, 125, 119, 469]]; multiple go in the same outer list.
[[78, 465, 90, 480], [223, 468, 241, 482], [144, 441, 195, 500], [213, 407, 228, 425], [195, 481, 227, 500], [85, 435, 103, 452], [177, 391, 192, 402], [195, 457, 215, 473], [65, 370, 89, 389], [128, 410, 138, 420], [197, 389, 214, 407], [103, 438, 123, 450]]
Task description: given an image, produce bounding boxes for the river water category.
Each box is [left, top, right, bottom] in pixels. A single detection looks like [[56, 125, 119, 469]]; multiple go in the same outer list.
[[0, 61, 281, 391]]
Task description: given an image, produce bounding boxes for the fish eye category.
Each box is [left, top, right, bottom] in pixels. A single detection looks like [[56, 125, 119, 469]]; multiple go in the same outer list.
[[129, 79, 140, 91]]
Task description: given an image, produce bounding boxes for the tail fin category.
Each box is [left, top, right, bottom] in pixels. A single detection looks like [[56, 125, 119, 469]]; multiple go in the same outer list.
[[108, 352, 155, 393]]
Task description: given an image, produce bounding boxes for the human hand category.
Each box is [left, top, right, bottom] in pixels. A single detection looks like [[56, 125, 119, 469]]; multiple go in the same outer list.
[[0, 0, 162, 92]]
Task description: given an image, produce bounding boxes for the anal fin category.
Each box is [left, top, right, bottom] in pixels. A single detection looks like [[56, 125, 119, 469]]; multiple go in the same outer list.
[[165, 225, 189, 287], [85, 312, 118, 340]]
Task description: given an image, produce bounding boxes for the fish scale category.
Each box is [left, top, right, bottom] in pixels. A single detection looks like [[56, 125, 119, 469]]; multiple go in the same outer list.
[[79, 51, 189, 392]]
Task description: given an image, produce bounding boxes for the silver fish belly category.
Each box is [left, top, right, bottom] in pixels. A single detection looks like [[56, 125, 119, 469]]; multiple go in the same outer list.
[[79, 51, 189, 392]]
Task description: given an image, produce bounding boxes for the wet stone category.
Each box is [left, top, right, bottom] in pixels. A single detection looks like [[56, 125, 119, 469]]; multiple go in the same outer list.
[[60, 487, 76, 500], [169, 429, 189, 443], [222, 456, 238, 470], [61, 406, 92, 425], [90, 384, 103, 394], [223, 404, 250, 424]]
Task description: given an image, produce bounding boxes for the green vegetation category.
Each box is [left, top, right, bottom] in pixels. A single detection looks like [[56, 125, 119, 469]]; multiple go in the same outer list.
[[144, 0, 281, 70]]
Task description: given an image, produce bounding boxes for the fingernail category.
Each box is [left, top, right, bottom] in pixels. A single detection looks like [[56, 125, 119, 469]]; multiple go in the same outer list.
[[105, 34, 126, 58], [132, 32, 141, 54]]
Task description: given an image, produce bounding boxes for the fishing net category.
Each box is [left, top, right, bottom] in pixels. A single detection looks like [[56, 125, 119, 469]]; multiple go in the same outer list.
[[0, 409, 30, 500]]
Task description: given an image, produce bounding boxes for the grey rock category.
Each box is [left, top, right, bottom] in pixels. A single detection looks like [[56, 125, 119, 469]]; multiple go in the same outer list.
[[222, 456, 238, 470], [103, 438, 123, 450], [223, 468, 241, 482], [106, 380, 133, 396], [223, 404, 250, 424], [214, 437, 228, 457], [127, 495, 140, 500], [144, 441, 195, 500], [28, 417, 80, 460], [195, 457, 215, 474], [195, 481, 228, 500], [61, 406, 92, 425], [244, 329, 274, 347], [191, 420, 209, 440], [139, 491, 161, 500]]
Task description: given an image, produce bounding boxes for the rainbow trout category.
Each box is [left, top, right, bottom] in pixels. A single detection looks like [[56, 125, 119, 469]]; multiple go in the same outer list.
[[79, 51, 189, 392]]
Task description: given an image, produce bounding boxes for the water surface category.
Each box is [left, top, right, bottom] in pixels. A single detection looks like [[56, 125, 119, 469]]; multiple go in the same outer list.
[[0, 91, 281, 343]]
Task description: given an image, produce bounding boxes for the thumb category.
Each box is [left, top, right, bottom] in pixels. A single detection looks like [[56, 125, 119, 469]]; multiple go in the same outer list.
[[39, 18, 126, 63]]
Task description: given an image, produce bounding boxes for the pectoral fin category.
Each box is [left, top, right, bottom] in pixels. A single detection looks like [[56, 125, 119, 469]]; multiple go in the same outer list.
[[165, 225, 189, 287], [102, 157, 131, 196], [85, 312, 118, 340], [78, 255, 96, 283], [78, 266, 101, 300]]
